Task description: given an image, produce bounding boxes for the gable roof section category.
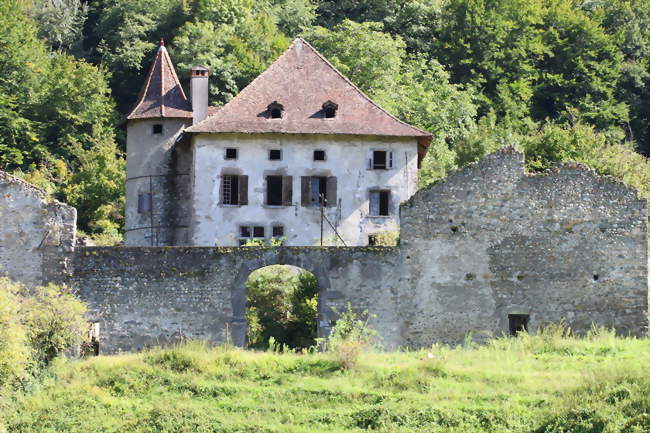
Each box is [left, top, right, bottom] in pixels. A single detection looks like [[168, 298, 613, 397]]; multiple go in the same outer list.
[[186, 38, 432, 154], [126, 40, 192, 120]]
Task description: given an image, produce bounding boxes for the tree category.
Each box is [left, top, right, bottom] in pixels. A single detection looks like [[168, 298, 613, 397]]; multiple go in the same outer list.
[[306, 20, 405, 98], [246, 266, 318, 350], [28, 0, 89, 51]]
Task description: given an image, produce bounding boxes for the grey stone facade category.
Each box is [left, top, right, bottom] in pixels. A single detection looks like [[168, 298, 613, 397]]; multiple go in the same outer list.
[[2, 148, 647, 354], [60, 148, 649, 353], [0, 171, 76, 286]]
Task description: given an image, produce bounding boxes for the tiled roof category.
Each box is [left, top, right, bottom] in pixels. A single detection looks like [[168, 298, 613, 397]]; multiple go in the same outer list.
[[125, 40, 192, 120], [186, 38, 431, 155]]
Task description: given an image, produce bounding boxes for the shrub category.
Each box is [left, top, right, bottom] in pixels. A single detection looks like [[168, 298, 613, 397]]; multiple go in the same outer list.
[[21, 283, 88, 368], [0, 279, 30, 387], [0, 278, 88, 388], [325, 304, 379, 369]]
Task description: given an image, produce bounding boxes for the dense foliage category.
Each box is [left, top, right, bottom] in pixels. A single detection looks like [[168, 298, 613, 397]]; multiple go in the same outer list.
[[2, 331, 649, 432], [0, 0, 649, 241], [246, 265, 319, 350], [0, 278, 88, 391]]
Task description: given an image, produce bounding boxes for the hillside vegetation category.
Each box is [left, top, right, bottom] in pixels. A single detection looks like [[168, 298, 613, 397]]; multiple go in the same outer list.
[[2, 330, 650, 433], [1, 0, 649, 243]]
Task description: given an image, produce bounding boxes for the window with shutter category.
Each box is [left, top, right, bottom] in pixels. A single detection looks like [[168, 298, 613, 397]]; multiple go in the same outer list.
[[267, 176, 283, 205], [238, 175, 248, 205], [307, 176, 328, 206], [372, 151, 387, 169], [301, 177, 310, 207], [370, 150, 393, 169], [369, 190, 390, 216], [222, 175, 240, 205], [326, 177, 337, 207], [282, 176, 293, 206]]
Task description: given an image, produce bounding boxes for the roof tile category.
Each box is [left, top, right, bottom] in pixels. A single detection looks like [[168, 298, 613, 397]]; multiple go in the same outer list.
[[126, 40, 192, 120], [186, 39, 431, 149]]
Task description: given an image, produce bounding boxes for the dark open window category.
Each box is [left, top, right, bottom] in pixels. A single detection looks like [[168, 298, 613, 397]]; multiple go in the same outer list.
[[221, 175, 248, 205], [368, 234, 378, 246], [369, 190, 390, 216], [323, 100, 338, 118], [269, 149, 282, 160], [239, 225, 265, 245], [268, 101, 284, 119], [301, 176, 337, 207], [152, 124, 163, 134], [508, 314, 529, 336], [313, 150, 325, 161], [373, 151, 387, 169], [369, 150, 394, 169], [272, 225, 284, 237], [225, 148, 238, 159], [266, 176, 292, 206]]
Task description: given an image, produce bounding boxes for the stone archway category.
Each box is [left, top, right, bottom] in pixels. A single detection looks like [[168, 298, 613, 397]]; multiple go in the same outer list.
[[229, 252, 334, 347]]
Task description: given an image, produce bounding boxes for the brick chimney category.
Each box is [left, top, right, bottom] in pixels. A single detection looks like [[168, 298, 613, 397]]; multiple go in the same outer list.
[[190, 66, 209, 124]]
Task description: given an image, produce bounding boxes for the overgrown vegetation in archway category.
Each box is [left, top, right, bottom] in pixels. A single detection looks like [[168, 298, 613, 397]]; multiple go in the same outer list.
[[245, 265, 318, 350]]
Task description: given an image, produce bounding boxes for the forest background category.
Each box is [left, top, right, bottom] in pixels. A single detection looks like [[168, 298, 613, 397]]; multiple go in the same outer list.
[[1, 0, 649, 243]]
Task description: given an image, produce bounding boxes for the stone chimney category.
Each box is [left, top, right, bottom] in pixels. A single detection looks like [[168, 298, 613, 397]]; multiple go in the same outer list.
[[190, 66, 209, 124]]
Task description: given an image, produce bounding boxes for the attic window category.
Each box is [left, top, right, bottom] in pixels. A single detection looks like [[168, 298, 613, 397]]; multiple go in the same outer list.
[[323, 101, 338, 118], [268, 101, 284, 119], [152, 124, 163, 134]]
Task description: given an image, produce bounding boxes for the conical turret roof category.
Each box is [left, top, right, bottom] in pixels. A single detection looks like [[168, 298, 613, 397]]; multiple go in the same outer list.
[[126, 39, 192, 120], [186, 38, 431, 157]]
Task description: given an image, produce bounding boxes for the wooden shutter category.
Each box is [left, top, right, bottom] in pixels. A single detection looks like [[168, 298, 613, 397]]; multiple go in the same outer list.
[[301, 176, 310, 207], [326, 177, 337, 207], [238, 175, 248, 205], [218, 176, 224, 205], [369, 191, 379, 216], [388, 151, 394, 169], [367, 151, 373, 169], [282, 176, 293, 206]]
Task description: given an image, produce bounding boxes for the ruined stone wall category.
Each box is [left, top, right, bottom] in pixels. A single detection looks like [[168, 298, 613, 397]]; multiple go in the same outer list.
[[67, 247, 402, 354], [399, 147, 648, 345], [0, 170, 76, 286], [54, 148, 648, 353]]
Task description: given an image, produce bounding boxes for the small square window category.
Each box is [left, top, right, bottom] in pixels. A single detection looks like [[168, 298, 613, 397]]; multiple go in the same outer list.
[[314, 150, 325, 161], [240, 226, 251, 238], [152, 124, 163, 134], [225, 148, 238, 159], [368, 234, 377, 246], [272, 226, 284, 237], [508, 314, 529, 336], [253, 226, 265, 238], [372, 151, 387, 169], [269, 149, 282, 160]]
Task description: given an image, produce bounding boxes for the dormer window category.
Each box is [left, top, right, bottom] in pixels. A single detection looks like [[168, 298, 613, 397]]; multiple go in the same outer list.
[[268, 101, 284, 119], [323, 100, 338, 118]]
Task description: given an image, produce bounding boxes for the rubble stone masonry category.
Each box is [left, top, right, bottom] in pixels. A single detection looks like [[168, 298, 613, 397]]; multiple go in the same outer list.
[[2, 147, 646, 353]]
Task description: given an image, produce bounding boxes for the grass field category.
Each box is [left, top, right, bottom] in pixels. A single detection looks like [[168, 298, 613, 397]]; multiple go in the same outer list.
[[2, 327, 649, 433]]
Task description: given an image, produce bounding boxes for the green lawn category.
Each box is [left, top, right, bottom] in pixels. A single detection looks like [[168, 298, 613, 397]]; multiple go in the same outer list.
[[3, 329, 650, 433]]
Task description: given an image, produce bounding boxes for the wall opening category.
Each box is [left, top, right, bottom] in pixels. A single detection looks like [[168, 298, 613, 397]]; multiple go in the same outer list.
[[245, 265, 318, 350], [508, 314, 529, 336]]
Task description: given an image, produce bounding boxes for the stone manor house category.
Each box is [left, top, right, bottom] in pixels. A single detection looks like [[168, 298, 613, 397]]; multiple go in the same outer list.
[[124, 38, 431, 247]]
